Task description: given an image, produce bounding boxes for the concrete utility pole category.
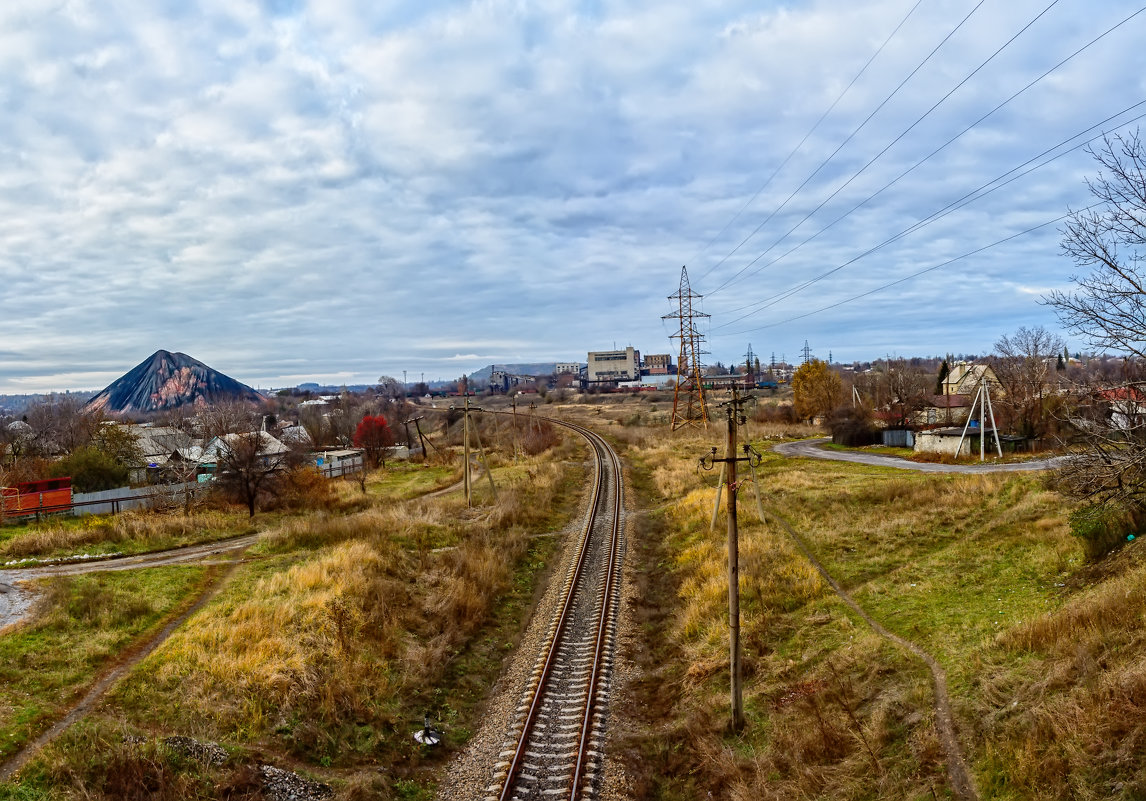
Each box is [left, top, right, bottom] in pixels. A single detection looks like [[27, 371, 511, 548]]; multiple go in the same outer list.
[[454, 395, 497, 506], [698, 386, 761, 732]]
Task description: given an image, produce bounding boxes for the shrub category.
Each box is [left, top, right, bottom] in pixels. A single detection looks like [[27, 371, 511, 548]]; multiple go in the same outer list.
[[49, 446, 130, 492], [828, 406, 880, 447], [1069, 503, 1140, 560]]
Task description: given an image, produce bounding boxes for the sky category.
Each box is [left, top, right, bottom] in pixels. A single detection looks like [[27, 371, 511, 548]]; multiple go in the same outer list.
[[1, 0, 1145, 393]]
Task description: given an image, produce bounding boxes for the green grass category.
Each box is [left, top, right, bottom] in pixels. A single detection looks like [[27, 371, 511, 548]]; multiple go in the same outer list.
[[619, 430, 1087, 800], [4, 435, 591, 798], [0, 567, 206, 762], [365, 463, 459, 500]]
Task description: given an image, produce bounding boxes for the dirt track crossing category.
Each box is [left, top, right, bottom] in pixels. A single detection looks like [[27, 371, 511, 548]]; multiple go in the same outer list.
[[0, 532, 259, 632], [0, 555, 249, 782], [763, 508, 980, 801]]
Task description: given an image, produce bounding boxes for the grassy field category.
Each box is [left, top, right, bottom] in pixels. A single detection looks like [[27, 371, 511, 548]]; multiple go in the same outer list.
[[1, 420, 588, 800], [610, 416, 1144, 800], [0, 510, 260, 563], [4, 398, 1144, 800], [0, 567, 208, 763]]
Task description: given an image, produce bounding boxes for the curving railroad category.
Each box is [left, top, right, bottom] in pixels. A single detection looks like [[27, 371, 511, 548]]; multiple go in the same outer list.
[[486, 417, 625, 801]]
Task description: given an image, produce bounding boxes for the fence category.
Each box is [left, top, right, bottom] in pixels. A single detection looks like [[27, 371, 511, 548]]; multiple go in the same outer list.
[[318, 459, 364, 478], [71, 482, 199, 517], [881, 429, 916, 448]]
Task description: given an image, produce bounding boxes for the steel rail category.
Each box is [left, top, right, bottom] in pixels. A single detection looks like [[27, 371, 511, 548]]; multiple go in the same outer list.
[[420, 405, 624, 800], [497, 417, 610, 801], [568, 423, 623, 798]]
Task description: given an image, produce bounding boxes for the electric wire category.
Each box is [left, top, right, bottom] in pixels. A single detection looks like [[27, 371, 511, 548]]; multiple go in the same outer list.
[[719, 203, 1100, 336], [691, 0, 926, 283], [706, 2, 1146, 305], [694, 0, 987, 289], [705, 0, 1065, 298], [711, 98, 1146, 327]]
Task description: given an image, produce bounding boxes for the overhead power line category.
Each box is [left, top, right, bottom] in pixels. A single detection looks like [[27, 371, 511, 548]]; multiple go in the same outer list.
[[706, 1, 1146, 301], [711, 98, 1146, 328], [692, 0, 926, 283], [705, 0, 1065, 298], [696, 0, 988, 290], [718, 204, 1101, 337]]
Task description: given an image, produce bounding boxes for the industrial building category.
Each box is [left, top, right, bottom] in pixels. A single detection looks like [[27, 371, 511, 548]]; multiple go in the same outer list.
[[643, 353, 673, 375], [587, 347, 641, 383]]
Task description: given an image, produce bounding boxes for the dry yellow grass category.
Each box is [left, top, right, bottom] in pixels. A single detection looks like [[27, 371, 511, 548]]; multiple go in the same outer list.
[[101, 443, 578, 770], [615, 419, 1145, 801], [0, 509, 255, 559]]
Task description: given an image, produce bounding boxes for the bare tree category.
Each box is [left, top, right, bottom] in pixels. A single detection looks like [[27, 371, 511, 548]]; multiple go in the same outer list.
[[215, 432, 288, 517], [1045, 130, 1146, 524], [1047, 130, 1146, 358], [990, 326, 1065, 439], [200, 400, 260, 439]]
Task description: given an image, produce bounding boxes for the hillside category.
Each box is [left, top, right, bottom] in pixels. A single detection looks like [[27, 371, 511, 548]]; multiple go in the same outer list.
[[84, 350, 264, 414]]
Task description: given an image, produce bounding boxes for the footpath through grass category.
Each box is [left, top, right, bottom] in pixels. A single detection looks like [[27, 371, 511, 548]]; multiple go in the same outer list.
[[0, 567, 206, 764], [615, 422, 1144, 801]]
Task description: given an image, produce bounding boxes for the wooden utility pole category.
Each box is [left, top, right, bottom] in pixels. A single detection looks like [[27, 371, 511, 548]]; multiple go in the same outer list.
[[512, 395, 519, 463], [463, 395, 472, 505], [698, 386, 759, 731], [725, 393, 742, 731]]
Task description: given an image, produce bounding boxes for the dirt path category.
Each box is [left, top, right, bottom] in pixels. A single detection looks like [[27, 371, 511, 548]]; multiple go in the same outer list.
[[774, 437, 1063, 473], [0, 556, 248, 782], [763, 508, 980, 801], [0, 532, 259, 632]]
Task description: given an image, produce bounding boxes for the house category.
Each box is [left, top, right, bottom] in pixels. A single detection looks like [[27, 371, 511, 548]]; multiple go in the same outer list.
[[1100, 386, 1146, 430], [199, 431, 289, 473], [940, 362, 1002, 396], [913, 394, 975, 427]]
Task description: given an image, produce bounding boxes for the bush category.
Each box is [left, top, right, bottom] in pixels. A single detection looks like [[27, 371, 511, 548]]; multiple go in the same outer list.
[[828, 406, 880, 447], [49, 446, 130, 492], [522, 421, 560, 455], [752, 402, 796, 424], [1069, 503, 1140, 560]]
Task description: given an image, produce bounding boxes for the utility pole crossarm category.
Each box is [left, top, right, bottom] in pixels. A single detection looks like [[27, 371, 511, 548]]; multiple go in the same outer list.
[[695, 387, 758, 732]]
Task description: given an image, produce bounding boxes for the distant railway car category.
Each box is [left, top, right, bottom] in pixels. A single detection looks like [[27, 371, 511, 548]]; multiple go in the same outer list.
[[0, 477, 73, 519]]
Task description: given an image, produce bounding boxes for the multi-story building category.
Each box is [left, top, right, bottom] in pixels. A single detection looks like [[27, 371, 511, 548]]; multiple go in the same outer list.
[[587, 347, 641, 383], [555, 362, 582, 375], [643, 353, 673, 375]]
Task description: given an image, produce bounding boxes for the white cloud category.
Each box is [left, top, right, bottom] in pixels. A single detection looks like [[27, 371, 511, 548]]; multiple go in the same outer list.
[[0, 0, 1143, 391]]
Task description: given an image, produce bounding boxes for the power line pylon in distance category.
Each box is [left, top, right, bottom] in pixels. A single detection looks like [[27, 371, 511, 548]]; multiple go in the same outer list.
[[664, 265, 710, 431]]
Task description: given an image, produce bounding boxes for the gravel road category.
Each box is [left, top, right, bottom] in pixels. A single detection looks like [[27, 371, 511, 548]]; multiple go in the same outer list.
[[773, 438, 1064, 473]]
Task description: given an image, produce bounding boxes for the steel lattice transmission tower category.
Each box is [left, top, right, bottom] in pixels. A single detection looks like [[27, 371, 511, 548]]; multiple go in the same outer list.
[[664, 266, 710, 430]]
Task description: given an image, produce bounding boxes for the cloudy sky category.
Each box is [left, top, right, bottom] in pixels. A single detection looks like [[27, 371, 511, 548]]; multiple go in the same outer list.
[[2, 0, 1144, 392]]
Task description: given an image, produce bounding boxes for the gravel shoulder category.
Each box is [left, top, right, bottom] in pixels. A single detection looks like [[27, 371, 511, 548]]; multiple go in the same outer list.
[[773, 437, 1063, 473]]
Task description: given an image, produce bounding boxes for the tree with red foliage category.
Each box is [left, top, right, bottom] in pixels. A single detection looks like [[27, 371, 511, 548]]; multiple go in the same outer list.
[[354, 414, 395, 468]]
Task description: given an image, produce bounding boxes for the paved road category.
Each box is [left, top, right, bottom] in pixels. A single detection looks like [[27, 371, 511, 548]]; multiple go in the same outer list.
[[773, 438, 1064, 473]]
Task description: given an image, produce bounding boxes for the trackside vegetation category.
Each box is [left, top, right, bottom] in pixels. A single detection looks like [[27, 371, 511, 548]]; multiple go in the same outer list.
[[607, 415, 1144, 801], [1, 418, 587, 800]]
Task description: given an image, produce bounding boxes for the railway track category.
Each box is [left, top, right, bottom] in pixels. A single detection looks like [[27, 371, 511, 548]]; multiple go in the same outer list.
[[486, 418, 625, 801]]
